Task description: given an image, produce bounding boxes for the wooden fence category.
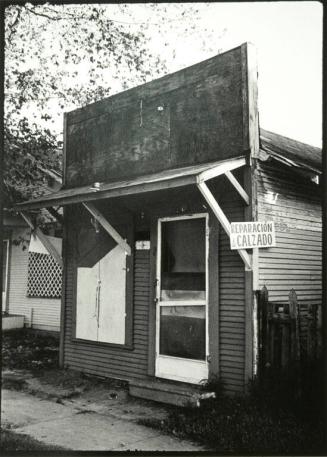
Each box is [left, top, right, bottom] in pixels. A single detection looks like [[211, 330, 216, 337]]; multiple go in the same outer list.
[[256, 286, 322, 374]]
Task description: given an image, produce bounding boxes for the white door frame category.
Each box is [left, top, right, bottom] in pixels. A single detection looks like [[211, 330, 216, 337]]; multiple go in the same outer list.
[[2, 239, 10, 313], [155, 213, 209, 384]]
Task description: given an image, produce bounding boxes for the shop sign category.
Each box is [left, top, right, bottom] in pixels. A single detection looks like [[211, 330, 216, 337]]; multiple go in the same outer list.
[[230, 221, 276, 249]]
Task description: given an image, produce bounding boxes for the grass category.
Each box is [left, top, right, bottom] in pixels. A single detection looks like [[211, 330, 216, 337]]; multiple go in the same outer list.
[[140, 366, 325, 454], [2, 328, 127, 393], [2, 328, 59, 371], [3, 328, 325, 453], [0, 428, 66, 451]]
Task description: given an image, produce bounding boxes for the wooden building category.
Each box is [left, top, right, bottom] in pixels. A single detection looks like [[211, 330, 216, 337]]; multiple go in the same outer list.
[[3, 215, 62, 332], [3, 169, 62, 332], [14, 43, 322, 403]]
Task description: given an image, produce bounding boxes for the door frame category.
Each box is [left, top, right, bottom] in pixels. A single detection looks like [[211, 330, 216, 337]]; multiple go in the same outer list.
[[155, 213, 209, 384], [2, 239, 10, 313]]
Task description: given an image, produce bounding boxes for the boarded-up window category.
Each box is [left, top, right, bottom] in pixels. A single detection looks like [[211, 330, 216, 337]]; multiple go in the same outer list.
[[74, 221, 132, 346], [27, 252, 62, 298], [76, 246, 127, 344]]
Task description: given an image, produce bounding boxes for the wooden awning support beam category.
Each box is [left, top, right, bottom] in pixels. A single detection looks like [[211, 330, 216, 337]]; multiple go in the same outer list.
[[20, 211, 63, 268], [197, 156, 246, 183], [224, 171, 250, 205], [196, 181, 252, 271], [82, 202, 131, 256], [46, 206, 64, 224]]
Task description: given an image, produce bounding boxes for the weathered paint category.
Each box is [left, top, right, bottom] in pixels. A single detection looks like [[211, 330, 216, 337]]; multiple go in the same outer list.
[[257, 160, 322, 313], [65, 45, 252, 187], [62, 183, 247, 393], [2, 239, 9, 312], [76, 245, 126, 344], [6, 228, 61, 332]]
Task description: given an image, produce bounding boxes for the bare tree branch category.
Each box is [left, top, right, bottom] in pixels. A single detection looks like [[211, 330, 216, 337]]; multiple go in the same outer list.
[[42, 5, 79, 19], [24, 5, 64, 21], [6, 7, 22, 41]]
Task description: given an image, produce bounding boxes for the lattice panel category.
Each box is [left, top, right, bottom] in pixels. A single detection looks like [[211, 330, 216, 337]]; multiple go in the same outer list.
[[27, 252, 62, 298]]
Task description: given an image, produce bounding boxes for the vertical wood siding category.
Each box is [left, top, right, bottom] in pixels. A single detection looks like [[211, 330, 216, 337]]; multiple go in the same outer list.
[[257, 161, 322, 316], [7, 228, 61, 332]]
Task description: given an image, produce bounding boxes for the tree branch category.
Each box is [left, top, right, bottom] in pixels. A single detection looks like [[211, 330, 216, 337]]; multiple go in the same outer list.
[[6, 8, 22, 41], [24, 6, 64, 21], [42, 5, 79, 19]]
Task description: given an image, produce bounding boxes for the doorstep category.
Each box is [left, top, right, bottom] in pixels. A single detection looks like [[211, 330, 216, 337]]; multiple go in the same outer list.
[[129, 377, 213, 407]]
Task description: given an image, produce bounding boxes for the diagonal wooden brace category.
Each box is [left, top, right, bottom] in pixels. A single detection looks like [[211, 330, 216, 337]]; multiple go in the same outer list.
[[196, 181, 252, 271], [82, 202, 131, 256], [46, 206, 64, 224], [20, 211, 63, 267], [224, 171, 250, 205]]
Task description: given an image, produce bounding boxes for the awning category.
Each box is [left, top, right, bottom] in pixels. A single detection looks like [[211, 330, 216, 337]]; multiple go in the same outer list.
[[12, 156, 247, 211], [12, 155, 252, 270]]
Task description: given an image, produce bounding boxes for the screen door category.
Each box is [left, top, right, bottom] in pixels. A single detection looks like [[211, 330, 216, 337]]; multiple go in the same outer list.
[[155, 214, 209, 384]]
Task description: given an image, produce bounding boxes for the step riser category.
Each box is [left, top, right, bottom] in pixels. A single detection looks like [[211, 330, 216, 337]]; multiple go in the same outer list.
[[129, 384, 195, 407]]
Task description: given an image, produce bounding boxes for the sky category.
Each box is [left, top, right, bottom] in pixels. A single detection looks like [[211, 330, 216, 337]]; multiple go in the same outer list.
[[12, 2, 323, 148], [140, 1, 322, 148]]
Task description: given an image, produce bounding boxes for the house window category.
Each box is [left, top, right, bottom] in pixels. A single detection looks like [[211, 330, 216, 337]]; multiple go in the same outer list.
[[75, 223, 132, 346]]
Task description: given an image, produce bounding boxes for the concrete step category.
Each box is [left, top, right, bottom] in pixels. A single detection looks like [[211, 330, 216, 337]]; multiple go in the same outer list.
[[129, 378, 214, 407]]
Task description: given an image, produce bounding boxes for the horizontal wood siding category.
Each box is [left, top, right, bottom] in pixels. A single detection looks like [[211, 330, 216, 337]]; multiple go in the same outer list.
[[218, 199, 245, 393], [63, 241, 150, 381], [63, 182, 247, 392], [257, 161, 322, 314], [7, 228, 61, 332]]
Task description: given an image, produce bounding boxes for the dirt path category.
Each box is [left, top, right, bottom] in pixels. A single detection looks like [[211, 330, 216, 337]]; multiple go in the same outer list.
[[2, 371, 206, 452]]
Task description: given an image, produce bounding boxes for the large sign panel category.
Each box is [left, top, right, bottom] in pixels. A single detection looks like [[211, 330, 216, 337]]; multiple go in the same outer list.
[[65, 43, 255, 188], [230, 221, 276, 250]]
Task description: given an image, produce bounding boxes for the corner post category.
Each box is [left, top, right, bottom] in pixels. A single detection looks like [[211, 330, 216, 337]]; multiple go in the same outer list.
[[62, 112, 67, 187], [59, 206, 67, 368], [241, 42, 260, 386]]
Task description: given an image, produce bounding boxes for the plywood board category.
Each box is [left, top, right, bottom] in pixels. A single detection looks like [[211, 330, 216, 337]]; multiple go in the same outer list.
[[65, 43, 256, 187]]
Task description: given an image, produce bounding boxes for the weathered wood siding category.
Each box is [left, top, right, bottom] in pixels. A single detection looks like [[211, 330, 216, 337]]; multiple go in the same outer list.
[[62, 183, 247, 393], [63, 241, 150, 380], [65, 45, 251, 187], [257, 160, 322, 313], [219, 199, 245, 393], [6, 228, 61, 332]]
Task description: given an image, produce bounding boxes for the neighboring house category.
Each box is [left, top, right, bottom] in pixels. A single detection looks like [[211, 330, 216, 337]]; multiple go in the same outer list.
[[15, 43, 322, 403], [3, 169, 63, 332], [257, 129, 321, 310]]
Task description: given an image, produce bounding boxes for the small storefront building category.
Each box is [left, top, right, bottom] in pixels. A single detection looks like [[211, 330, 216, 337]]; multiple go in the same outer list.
[[14, 43, 321, 403]]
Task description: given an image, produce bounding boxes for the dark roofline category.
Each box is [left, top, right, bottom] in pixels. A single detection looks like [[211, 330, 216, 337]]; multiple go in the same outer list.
[[259, 128, 321, 173]]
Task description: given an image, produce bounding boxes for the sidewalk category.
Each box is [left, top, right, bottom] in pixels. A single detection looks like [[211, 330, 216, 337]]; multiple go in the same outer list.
[[1, 373, 206, 452]]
